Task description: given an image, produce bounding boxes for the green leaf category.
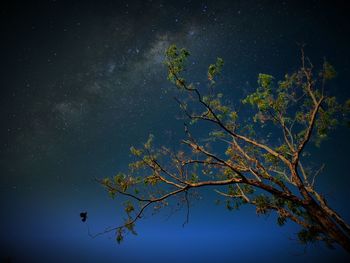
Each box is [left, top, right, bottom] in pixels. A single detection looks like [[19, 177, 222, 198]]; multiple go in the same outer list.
[[130, 146, 143, 156], [297, 228, 319, 244], [258, 73, 274, 90], [254, 195, 271, 215], [144, 174, 159, 186], [124, 201, 135, 214], [144, 134, 154, 150], [116, 228, 124, 244], [165, 45, 190, 87], [208, 57, 224, 82], [277, 216, 287, 226]]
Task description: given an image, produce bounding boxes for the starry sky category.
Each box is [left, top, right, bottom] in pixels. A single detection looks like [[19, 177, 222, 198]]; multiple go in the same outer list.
[[1, 0, 350, 262]]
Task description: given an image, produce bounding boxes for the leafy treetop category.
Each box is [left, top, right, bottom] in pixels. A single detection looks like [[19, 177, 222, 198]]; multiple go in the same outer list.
[[96, 44, 350, 251]]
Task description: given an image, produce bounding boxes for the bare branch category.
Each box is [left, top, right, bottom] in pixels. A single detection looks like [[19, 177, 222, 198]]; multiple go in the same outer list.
[[294, 97, 324, 164]]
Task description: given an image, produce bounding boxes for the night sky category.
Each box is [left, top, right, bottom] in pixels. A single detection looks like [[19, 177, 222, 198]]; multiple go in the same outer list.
[[1, 0, 350, 262]]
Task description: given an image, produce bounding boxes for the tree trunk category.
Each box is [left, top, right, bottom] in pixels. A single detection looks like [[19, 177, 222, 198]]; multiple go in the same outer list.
[[307, 200, 350, 252]]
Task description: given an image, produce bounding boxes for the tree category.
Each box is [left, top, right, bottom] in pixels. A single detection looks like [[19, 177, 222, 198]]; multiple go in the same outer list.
[[98, 45, 350, 251]]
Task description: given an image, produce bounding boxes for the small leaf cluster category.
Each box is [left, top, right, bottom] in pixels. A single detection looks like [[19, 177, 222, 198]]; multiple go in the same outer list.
[[254, 195, 271, 215], [165, 45, 190, 88], [208, 57, 224, 84], [297, 228, 320, 244], [314, 96, 342, 146]]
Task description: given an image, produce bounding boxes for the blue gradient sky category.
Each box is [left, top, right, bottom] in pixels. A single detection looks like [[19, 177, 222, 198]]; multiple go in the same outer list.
[[1, 0, 350, 262]]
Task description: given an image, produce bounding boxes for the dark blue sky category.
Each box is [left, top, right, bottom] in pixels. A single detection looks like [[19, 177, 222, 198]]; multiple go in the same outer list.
[[1, 0, 350, 262]]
